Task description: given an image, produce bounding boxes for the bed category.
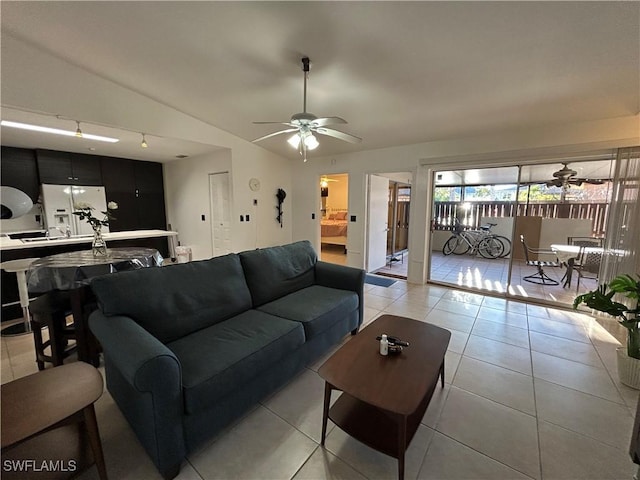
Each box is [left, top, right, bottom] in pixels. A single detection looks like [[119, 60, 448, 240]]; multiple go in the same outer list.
[[321, 210, 348, 247]]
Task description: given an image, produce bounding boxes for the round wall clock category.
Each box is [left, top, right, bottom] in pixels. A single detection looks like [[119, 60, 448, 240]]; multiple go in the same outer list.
[[249, 178, 261, 191]]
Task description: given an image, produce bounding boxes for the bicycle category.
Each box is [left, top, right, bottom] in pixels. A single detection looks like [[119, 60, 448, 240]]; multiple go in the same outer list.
[[442, 221, 505, 258], [478, 223, 512, 258]]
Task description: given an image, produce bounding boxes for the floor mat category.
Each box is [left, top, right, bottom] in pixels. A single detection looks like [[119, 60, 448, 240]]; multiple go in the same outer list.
[[365, 274, 397, 287]]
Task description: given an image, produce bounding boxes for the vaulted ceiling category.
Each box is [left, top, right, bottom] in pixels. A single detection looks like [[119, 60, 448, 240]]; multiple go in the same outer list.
[[1, 2, 638, 162]]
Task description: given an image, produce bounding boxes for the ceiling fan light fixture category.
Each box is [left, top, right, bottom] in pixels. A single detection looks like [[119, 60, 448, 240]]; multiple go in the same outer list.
[[304, 133, 319, 150], [287, 133, 301, 149]]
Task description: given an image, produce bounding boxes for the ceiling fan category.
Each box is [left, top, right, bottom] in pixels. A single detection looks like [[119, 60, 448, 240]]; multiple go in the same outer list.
[[545, 163, 605, 189], [252, 57, 362, 162]]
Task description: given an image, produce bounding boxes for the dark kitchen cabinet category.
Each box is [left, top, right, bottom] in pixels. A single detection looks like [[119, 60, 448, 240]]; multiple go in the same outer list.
[[36, 149, 102, 185], [100, 157, 166, 232], [1, 147, 39, 201], [134, 161, 166, 230]]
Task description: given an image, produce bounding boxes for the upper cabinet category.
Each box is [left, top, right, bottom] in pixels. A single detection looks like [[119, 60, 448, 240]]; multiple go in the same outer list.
[[1, 146, 39, 201], [100, 156, 166, 232], [36, 149, 102, 185]]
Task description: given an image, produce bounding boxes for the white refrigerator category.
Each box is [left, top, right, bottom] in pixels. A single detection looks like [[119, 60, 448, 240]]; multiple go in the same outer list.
[[41, 184, 110, 236]]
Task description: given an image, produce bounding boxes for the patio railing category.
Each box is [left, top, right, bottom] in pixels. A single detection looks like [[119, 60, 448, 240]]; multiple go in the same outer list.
[[433, 201, 609, 236]]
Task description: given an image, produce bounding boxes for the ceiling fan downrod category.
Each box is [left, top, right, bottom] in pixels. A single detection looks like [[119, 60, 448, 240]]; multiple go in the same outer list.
[[301, 57, 310, 114]]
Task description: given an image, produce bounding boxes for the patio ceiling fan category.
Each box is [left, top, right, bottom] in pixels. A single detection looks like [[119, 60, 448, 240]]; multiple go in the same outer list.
[[252, 57, 362, 162], [545, 163, 605, 189]]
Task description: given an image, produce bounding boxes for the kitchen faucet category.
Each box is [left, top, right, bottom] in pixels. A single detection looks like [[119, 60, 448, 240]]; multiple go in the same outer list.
[[47, 225, 71, 238]]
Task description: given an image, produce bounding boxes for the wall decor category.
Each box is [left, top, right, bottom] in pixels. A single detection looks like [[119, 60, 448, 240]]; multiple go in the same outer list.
[[276, 188, 286, 228]]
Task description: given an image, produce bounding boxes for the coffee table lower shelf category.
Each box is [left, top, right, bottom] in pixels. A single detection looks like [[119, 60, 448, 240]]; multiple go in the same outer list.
[[328, 391, 429, 459]]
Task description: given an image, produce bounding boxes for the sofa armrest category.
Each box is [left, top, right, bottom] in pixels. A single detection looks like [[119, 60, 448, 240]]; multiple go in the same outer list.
[[315, 261, 365, 328], [89, 310, 185, 479]]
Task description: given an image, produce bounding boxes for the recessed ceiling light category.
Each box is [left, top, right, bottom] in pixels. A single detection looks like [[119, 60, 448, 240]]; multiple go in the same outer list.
[[0, 120, 119, 143]]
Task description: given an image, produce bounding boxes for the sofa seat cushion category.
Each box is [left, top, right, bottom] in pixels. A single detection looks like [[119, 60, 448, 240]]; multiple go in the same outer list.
[[257, 285, 358, 340], [167, 310, 304, 414]]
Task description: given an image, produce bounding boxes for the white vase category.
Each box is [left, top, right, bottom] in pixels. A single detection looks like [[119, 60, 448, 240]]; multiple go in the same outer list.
[[616, 347, 640, 389]]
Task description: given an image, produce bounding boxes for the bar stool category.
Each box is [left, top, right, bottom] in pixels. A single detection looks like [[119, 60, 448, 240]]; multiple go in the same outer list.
[[1, 362, 108, 479], [29, 290, 77, 370], [0, 258, 40, 336]]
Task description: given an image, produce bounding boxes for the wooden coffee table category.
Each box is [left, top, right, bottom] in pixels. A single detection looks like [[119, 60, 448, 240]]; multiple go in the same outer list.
[[319, 314, 450, 480]]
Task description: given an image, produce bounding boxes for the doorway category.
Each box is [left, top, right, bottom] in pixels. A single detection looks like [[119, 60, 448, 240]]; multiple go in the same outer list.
[[209, 172, 232, 257], [366, 172, 412, 278], [319, 173, 348, 265], [427, 155, 616, 307]]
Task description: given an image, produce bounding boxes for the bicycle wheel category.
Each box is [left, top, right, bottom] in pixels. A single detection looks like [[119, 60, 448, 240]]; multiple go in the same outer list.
[[494, 235, 512, 258], [478, 236, 504, 259], [443, 235, 469, 255]]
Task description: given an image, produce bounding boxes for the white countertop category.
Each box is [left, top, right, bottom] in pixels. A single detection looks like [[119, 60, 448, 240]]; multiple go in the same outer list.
[[0, 229, 179, 251]]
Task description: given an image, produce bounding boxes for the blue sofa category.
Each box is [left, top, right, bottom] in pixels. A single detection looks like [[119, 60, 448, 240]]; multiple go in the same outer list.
[[89, 240, 364, 479]]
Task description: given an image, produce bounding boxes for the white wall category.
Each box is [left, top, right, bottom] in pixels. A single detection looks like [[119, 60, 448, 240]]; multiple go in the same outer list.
[[326, 179, 348, 212], [292, 115, 639, 283], [539, 218, 592, 249], [164, 148, 292, 260]]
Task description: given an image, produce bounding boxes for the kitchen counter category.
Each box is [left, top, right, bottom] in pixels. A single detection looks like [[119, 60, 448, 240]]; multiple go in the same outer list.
[[0, 229, 179, 253]]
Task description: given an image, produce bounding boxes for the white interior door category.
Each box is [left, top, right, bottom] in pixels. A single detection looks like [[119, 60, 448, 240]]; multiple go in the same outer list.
[[367, 174, 390, 272], [209, 172, 232, 257]]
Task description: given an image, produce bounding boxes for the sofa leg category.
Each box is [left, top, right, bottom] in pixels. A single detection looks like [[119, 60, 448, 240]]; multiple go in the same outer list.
[[351, 328, 359, 336], [162, 463, 181, 480]]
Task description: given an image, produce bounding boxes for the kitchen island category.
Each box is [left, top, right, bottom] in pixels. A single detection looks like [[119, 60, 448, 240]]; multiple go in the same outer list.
[[1, 229, 179, 322], [0, 229, 178, 254]]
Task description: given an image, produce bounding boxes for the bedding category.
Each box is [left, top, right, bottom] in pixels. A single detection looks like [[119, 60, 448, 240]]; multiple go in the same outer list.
[[321, 219, 348, 237]]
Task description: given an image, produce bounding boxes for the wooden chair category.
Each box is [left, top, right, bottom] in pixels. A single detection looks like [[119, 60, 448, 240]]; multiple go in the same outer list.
[[1, 362, 108, 479], [29, 291, 77, 370], [519, 235, 560, 285]]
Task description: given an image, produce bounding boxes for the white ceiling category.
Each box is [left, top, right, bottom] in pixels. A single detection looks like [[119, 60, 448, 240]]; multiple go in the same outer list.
[[1, 2, 638, 162]]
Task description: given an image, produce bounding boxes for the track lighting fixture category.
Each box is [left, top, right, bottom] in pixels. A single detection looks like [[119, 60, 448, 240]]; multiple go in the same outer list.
[[141, 133, 148, 148], [75, 121, 83, 138], [1, 120, 119, 143]]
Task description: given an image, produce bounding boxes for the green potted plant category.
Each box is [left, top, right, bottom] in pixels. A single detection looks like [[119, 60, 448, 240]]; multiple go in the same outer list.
[[573, 273, 640, 389]]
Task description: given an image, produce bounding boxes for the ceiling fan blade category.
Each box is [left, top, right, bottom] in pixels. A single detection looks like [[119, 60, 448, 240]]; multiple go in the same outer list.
[[315, 127, 362, 144], [252, 128, 299, 143], [253, 121, 297, 127], [312, 117, 348, 127]]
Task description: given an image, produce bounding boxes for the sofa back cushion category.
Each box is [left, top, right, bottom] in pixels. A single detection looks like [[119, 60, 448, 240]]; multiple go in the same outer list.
[[239, 240, 317, 307], [91, 254, 253, 343]]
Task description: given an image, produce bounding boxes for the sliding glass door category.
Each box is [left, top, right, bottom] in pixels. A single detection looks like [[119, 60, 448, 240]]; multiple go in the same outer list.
[[427, 154, 622, 307]]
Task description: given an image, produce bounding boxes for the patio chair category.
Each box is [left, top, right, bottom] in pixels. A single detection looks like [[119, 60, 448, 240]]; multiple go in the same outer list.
[[567, 236, 604, 248], [573, 246, 602, 291], [519, 235, 560, 285]]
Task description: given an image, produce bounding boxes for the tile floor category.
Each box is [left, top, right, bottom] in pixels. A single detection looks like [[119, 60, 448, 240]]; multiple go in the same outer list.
[[1, 281, 638, 480], [429, 252, 597, 307], [323, 246, 597, 309]]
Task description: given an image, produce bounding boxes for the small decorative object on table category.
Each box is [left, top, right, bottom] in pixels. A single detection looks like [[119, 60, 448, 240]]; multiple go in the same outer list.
[[73, 201, 118, 257], [376, 334, 409, 355], [574, 273, 640, 389]]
